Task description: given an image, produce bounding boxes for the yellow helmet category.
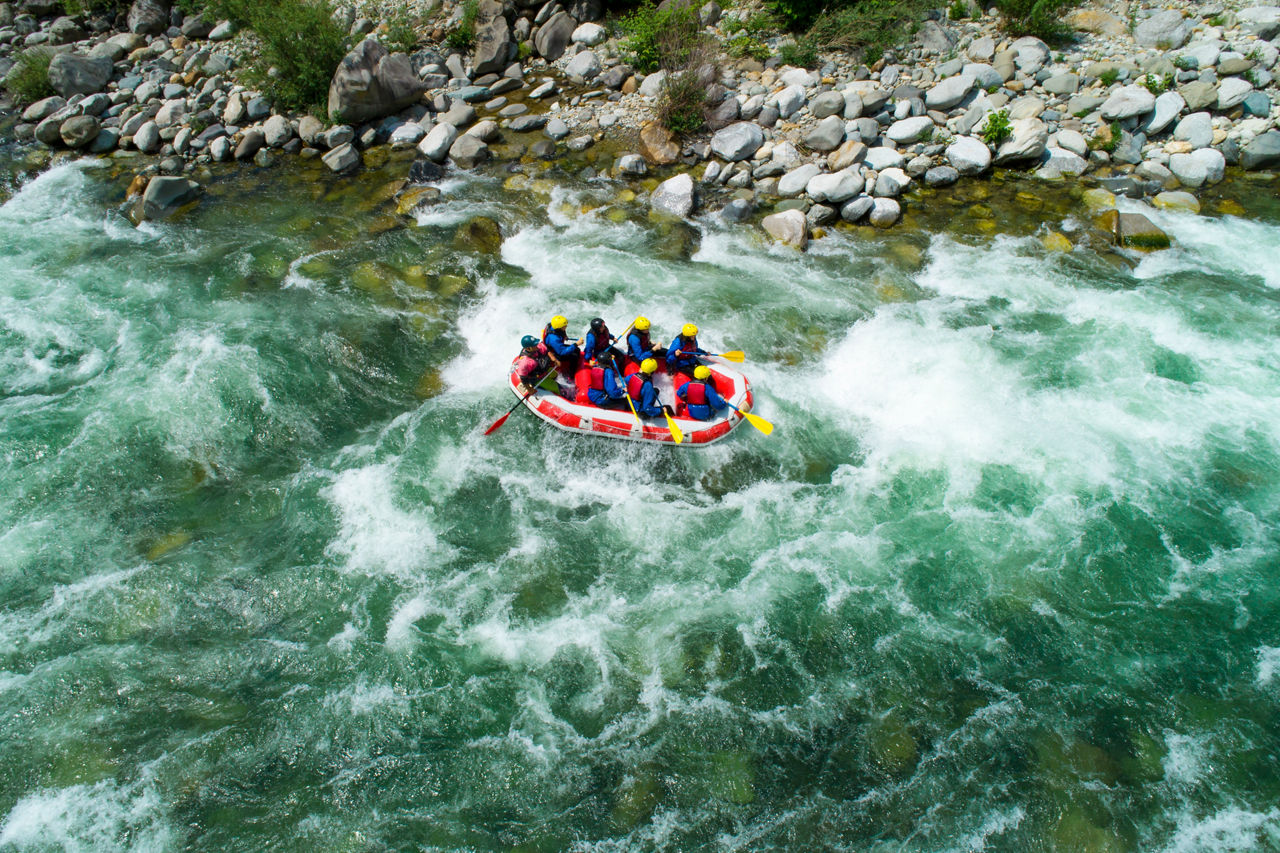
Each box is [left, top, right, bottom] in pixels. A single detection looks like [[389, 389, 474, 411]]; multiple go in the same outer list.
[[550, 315, 568, 330], [640, 358, 657, 374], [682, 323, 698, 337], [634, 316, 650, 331], [694, 365, 711, 380]]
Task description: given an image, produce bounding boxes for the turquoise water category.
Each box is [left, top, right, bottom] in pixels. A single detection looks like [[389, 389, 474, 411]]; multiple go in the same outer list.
[[1, 157, 1279, 852]]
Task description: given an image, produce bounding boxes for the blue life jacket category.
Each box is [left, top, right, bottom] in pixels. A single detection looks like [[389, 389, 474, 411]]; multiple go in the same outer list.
[[543, 324, 580, 359], [669, 334, 705, 368]]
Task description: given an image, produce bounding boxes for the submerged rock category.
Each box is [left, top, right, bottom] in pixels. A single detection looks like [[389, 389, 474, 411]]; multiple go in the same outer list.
[[140, 176, 199, 221], [1098, 208, 1171, 251], [761, 208, 808, 249], [454, 216, 503, 254], [650, 173, 696, 218]]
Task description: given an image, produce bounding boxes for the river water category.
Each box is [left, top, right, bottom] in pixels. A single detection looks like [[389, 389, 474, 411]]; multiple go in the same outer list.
[[1, 152, 1279, 852]]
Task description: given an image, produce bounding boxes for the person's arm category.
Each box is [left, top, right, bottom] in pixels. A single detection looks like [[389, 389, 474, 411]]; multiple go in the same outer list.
[[708, 384, 728, 410], [640, 381, 660, 416]]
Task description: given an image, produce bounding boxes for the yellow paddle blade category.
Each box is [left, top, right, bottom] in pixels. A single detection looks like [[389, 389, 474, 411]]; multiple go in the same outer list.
[[717, 350, 745, 362], [741, 409, 774, 435], [664, 411, 684, 444]]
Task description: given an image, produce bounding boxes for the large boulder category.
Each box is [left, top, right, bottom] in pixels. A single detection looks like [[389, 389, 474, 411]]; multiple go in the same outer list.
[[925, 73, 975, 110], [127, 0, 170, 35], [472, 0, 510, 76], [449, 134, 490, 168], [804, 115, 846, 152], [59, 115, 100, 148], [141, 176, 199, 220], [650, 173, 696, 218], [1240, 130, 1280, 170], [1135, 9, 1190, 49], [1100, 84, 1156, 120], [994, 118, 1047, 164], [640, 121, 680, 165], [534, 11, 575, 61], [417, 122, 457, 162], [47, 53, 113, 97], [761, 209, 808, 249], [805, 169, 863, 204], [710, 121, 763, 161], [328, 39, 425, 125], [887, 115, 935, 144]]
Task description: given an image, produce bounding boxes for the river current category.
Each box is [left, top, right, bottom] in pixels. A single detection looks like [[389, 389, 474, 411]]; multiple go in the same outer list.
[[1, 154, 1278, 852]]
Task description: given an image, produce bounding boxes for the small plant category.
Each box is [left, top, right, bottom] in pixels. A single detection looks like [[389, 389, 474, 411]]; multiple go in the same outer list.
[[658, 69, 708, 135], [779, 39, 818, 68], [445, 0, 478, 51], [766, 0, 826, 30], [619, 1, 703, 74], [383, 10, 419, 54], [1245, 68, 1265, 88], [948, 0, 971, 20], [4, 47, 55, 104], [981, 108, 1012, 146], [1088, 121, 1121, 153], [1098, 68, 1120, 87], [1138, 72, 1170, 95], [517, 41, 532, 60], [726, 33, 770, 62], [739, 11, 777, 37], [1173, 55, 1196, 71], [1207, 14, 1225, 27], [993, 0, 1078, 41]]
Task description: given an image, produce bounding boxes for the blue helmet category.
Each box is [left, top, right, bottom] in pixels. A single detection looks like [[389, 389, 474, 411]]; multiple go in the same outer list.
[[521, 335, 538, 348]]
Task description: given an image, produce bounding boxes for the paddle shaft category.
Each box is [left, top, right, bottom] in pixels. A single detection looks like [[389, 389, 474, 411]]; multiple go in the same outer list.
[[484, 365, 557, 435]]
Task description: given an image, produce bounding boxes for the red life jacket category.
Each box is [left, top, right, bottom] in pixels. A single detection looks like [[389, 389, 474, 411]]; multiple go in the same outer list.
[[588, 366, 606, 391], [684, 381, 708, 406], [627, 372, 646, 400]]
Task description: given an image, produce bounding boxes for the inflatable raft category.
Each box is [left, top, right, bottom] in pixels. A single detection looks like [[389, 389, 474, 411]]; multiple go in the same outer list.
[[507, 357, 755, 446]]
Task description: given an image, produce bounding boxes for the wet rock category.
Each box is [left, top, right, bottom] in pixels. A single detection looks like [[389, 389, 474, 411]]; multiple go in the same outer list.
[[1042, 231, 1073, 252], [640, 121, 680, 165], [235, 128, 265, 160], [840, 196, 873, 222], [140, 175, 198, 220], [408, 159, 445, 183], [510, 114, 548, 132], [868, 197, 901, 228], [1135, 9, 1190, 50], [328, 39, 425, 125], [650, 172, 696, 218], [761, 208, 807, 249], [472, 0, 510, 76], [1035, 147, 1088, 179], [805, 169, 863, 203], [1240, 130, 1280, 169], [924, 165, 959, 187], [873, 167, 910, 197], [804, 115, 846, 152], [616, 154, 648, 176], [48, 53, 113, 97], [59, 115, 100, 149], [1153, 191, 1200, 213], [449, 134, 490, 168], [545, 118, 570, 140], [1099, 208, 1170, 251], [22, 96, 66, 123], [454, 216, 503, 253], [994, 118, 1048, 164], [322, 142, 361, 173], [389, 122, 426, 147], [710, 121, 763, 161], [720, 197, 754, 223]]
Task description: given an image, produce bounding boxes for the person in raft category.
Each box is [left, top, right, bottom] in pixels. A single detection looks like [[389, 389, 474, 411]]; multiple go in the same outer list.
[[626, 316, 667, 365], [583, 317, 623, 365], [626, 358, 674, 418], [667, 323, 708, 376], [583, 353, 629, 409], [542, 314, 581, 374], [515, 334, 558, 394], [676, 365, 728, 421]]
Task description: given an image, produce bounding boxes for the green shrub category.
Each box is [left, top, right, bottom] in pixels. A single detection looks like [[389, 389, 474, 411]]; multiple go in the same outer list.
[[59, 0, 129, 13], [4, 48, 55, 104], [779, 39, 818, 68], [1207, 14, 1225, 27], [740, 11, 778, 37], [204, 0, 350, 113], [384, 10, 419, 54], [726, 33, 770, 62], [620, 0, 705, 74], [993, 0, 1080, 41], [1138, 72, 1171, 95], [765, 0, 825, 30], [1088, 121, 1121, 153], [805, 0, 931, 64], [445, 0, 478, 51], [1098, 68, 1119, 87], [658, 69, 707, 135], [1173, 55, 1196, 71], [981, 108, 1012, 146], [948, 0, 972, 19]]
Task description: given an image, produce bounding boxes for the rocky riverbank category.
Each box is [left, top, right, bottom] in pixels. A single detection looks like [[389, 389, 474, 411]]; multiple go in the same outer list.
[[1, 0, 1278, 249]]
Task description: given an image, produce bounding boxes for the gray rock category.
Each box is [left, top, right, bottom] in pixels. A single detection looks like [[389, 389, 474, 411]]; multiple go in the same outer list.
[[1011, 36, 1050, 73], [1240, 130, 1280, 169], [925, 73, 975, 110], [534, 11, 574, 61], [322, 142, 361, 173], [48, 16, 86, 44], [873, 167, 910, 197], [995, 118, 1048, 163], [47, 53, 113, 97], [706, 96, 739, 131], [1216, 77, 1253, 110], [565, 49, 601, 83], [324, 125, 354, 148], [720, 197, 754, 223], [887, 115, 934, 144], [449, 134, 490, 168], [868, 197, 901, 228], [1100, 84, 1156, 120], [1135, 9, 1190, 50], [1145, 91, 1185, 135], [805, 169, 863, 203], [472, 0, 510, 76], [263, 115, 292, 147], [1035, 147, 1088, 178], [181, 12, 213, 38], [810, 90, 846, 119], [128, 0, 170, 35], [761, 209, 808, 249], [141, 176, 198, 220], [209, 135, 231, 161], [1054, 129, 1088, 157], [466, 119, 499, 142], [773, 84, 805, 119], [638, 70, 666, 97], [59, 115, 100, 148], [1179, 80, 1218, 112], [924, 165, 959, 187], [1242, 91, 1271, 117], [134, 120, 160, 153], [962, 63, 1002, 91], [1191, 147, 1224, 183], [439, 100, 477, 127], [947, 135, 993, 175], [245, 97, 270, 122], [572, 22, 606, 46], [840, 195, 873, 222], [35, 116, 63, 147], [1169, 151, 1208, 187], [328, 39, 425, 125], [778, 163, 821, 197], [298, 115, 324, 146], [417, 122, 457, 161], [863, 146, 906, 171], [916, 20, 956, 54], [1173, 112, 1212, 149], [616, 154, 648, 175], [1042, 73, 1079, 95], [650, 172, 696, 218], [545, 117, 570, 140], [155, 100, 186, 128], [710, 121, 763, 161], [89, 128, 119, 153], [235, 128, 264, 160], [968, 35, 995, 62], [22, 96, 66, 123], [805, 115, 846, 152], [807, 204, 838, 227]]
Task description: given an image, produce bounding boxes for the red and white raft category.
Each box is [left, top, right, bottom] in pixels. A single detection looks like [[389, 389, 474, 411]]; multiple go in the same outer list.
[[506, 358, 755, 446]]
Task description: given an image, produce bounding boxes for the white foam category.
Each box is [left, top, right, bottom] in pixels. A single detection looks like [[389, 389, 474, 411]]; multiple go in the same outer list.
[[1162, 732, 1208, 786], [322, 462, 446, 579], [1129, 198, 1280, 291], [944, 805, 1027, 852], [322, 680, 411, 716], [1160, 806, 1280, 853], [1257, 646, 1280, 687], [0, 778, 174, 852]]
